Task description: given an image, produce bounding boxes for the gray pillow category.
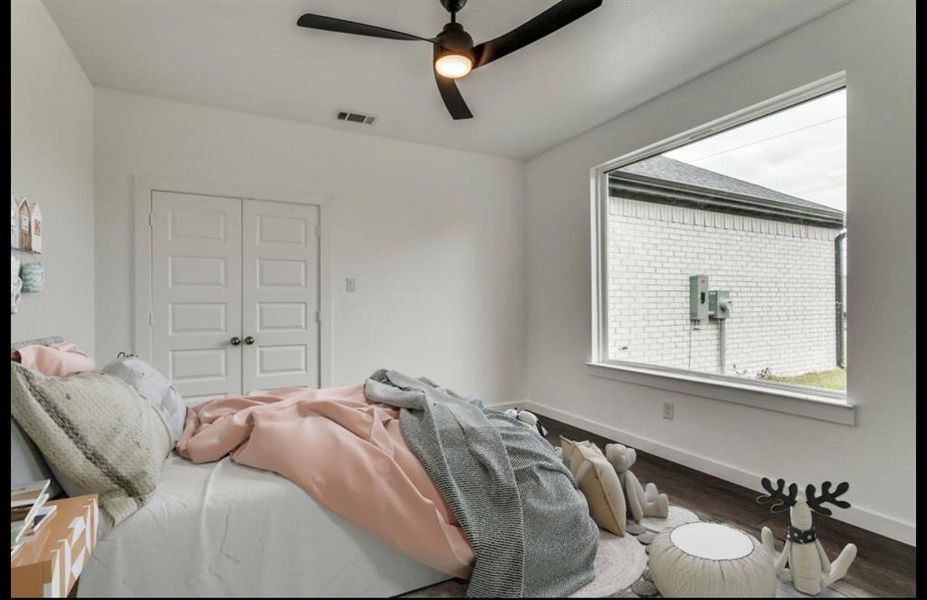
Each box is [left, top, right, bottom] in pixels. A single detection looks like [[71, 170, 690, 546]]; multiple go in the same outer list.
[[10, 362, 171, 524], [10, 336, 67, 496]]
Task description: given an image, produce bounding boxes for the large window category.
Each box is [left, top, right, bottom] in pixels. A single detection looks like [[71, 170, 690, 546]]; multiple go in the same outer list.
[[594, 85, 846, 398]]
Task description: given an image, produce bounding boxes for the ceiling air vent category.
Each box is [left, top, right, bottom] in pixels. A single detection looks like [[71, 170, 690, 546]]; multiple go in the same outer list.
[[335, 111, 376, 125]]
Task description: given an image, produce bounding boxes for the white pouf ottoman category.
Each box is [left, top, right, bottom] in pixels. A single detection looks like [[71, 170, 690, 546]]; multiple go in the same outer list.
[[648, 522, 777, 597]]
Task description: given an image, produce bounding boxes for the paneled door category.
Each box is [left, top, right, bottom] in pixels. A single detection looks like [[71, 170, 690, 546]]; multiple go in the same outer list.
[[151, 191, 243, 404], [242, 200, 320, 393]]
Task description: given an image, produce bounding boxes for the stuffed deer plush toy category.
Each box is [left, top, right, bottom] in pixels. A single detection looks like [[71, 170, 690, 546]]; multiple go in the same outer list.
[[757, 478, 857, 595], [604, 444, 669, 521]]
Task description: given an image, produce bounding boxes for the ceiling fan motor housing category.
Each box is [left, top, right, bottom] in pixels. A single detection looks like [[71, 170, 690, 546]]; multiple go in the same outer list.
[[437, 22, 474, 55]]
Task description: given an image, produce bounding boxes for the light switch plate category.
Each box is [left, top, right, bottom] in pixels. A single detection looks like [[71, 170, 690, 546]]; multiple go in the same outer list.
[[346, 278, 356, 293]]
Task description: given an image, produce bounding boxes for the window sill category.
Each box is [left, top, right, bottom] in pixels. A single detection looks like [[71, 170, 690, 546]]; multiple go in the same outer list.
[[586, 361, 855, 426]]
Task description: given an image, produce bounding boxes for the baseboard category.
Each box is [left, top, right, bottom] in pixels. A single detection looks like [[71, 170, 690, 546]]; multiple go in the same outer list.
[[520, 400, 916, 547], [485, 400, 522, 412]]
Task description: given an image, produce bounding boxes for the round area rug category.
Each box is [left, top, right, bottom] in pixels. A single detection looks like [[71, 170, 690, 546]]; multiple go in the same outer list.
[[615, 571, 864, 598], [638, 505, 700, 534], [569, 530, 648, 598], [403, 529, 648, 598]]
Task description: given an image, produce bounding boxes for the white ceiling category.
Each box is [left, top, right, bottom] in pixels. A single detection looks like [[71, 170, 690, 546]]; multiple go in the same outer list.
[[43, 0, 846, 160]]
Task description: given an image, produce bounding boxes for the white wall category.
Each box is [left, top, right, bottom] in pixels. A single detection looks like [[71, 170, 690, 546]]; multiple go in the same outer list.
[[93, 89, 527, 405], [11, 0, 94, 351], [525, 0, 915, 544], [20, 0, 913, 545], [608, 197, 839, 377]]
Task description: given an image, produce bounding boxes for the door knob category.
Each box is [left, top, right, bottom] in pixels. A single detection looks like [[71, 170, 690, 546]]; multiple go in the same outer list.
[[230, 336, 241, 345], [244, 336, 255, 345]]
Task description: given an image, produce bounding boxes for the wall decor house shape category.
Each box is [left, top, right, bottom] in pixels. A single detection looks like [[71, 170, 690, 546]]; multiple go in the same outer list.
[[17, 198, 32, 251], [30, 202, 42, 254]]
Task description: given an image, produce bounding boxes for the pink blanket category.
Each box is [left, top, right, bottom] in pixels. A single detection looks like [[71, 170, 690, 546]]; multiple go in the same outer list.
[[177, 384, 474, 579], [11, 342, 97, 376]]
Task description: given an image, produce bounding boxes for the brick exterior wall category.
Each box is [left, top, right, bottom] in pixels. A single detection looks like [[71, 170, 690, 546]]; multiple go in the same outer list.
[[607, 196, 841, 377]]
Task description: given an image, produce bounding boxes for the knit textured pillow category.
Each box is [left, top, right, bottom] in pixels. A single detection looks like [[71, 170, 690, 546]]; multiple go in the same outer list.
[[10, 362, 171, 525], [561, 437, 627, 536], [102, 355, 186, 447]]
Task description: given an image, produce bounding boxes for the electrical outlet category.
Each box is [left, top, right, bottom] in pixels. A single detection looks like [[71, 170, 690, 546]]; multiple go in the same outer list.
[[346, 278, 356, 293], [662, 402, 675, 420]]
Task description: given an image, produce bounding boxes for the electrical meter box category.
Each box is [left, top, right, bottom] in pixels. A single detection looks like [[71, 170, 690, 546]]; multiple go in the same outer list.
[[709, 290, 731, 320], [689, 275, 709, 322]]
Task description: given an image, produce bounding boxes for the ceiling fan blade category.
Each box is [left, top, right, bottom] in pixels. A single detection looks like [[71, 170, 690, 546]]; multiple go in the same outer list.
[[434, 47, 473, 120], [297, 13, 436, 43], [471, 0, 602, 68]]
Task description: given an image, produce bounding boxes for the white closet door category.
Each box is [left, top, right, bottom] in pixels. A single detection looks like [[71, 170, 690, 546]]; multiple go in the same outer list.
[[151, 191, 243, 404], [242, 199, 320, 393]]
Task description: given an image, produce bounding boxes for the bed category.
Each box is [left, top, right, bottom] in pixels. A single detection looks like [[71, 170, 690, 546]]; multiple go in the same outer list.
[[11, 340, 598, 597], [9, 338, 447, 597], [80, 455, 450, 597]]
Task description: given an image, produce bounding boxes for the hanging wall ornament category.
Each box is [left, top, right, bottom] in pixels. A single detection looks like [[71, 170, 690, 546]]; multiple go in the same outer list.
[[30, 202, 42, 254], [11, 253, 22, 314], [20, 261, 44, 293], [18, 198, 32, 251], [11, 193, 19, 249]]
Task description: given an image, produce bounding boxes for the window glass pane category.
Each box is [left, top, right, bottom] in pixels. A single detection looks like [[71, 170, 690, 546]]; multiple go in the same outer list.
[[604, 89, 846, 392]]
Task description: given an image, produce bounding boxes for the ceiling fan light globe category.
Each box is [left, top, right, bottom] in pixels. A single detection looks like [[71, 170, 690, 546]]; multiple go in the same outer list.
[[435, 54, 472, 79]]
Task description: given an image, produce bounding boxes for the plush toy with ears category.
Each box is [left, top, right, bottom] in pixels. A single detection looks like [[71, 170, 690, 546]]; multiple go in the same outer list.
[[605, 443, 669, 521], [757, 478, 857, 596], [502, 408, 548, 437]]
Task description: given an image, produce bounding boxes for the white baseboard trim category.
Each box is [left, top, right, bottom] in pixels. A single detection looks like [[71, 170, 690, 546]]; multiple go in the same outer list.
[[520, 400, 916, 547], [485, 400, 522, 412]]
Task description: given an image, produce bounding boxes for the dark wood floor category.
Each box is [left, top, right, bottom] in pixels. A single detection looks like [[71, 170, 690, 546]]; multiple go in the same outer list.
[[540, 415, 917, 598]]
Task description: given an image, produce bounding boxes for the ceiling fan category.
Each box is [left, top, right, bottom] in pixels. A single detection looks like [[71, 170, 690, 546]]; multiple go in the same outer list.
[[297, 0, 603, 120]]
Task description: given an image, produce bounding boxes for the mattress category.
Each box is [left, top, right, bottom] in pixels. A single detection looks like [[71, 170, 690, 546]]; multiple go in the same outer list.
[[78, 455, 452, 597]]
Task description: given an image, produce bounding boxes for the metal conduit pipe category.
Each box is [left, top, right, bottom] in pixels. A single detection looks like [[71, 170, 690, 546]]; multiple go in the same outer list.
[[719, 319, 727, 375], [835, 229, 847, 369]]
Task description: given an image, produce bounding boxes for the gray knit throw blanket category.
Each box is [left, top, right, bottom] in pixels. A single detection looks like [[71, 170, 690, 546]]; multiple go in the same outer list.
[[365, 370, 598, 598]]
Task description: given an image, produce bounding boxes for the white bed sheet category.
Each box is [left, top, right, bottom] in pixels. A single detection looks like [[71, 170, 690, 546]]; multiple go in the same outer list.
[[79, 455, 452, 597]]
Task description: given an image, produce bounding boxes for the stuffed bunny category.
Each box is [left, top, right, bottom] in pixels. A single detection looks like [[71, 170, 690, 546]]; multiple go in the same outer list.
[[502, 408, 548, 437], [605, 443, 669, 521]]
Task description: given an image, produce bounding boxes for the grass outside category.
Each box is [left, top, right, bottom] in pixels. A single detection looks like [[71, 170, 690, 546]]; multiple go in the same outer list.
[[762, 368, 846, 391]]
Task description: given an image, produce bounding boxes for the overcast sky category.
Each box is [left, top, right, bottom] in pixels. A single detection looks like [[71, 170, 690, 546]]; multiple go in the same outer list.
[[665, 89, 846, 212]]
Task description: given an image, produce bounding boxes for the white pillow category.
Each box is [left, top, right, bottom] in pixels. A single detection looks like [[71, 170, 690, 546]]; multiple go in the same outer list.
[[103, 356, 186, 446], [560, 437, 627, 536]]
